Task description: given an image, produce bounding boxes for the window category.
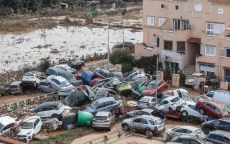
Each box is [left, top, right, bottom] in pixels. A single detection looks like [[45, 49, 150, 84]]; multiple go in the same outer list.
[[173, 19, 181, 30], [157, 37, 160, 47], [133, 118, 141, 123], [149, 120, 155, 125], [190, 140, 200, 144], [177, 42, 185, 51], [159, 17, 166, 26], [161, 4, 166, 9], [141, 118, 148, 124], [175, 5, 179, 10], [206, 103, 215, 110], [206, 23, 225, 35], [220, 48, 230, 58], [189, 105, 196, 110], [205, 46, 216, 56], [164, 41, 173, 50], [171, 97, 180, 102], [147, 16, 154, 26]]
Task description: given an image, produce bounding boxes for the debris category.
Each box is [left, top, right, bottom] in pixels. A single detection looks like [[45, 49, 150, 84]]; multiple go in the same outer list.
[[42, 118, 59, 132]]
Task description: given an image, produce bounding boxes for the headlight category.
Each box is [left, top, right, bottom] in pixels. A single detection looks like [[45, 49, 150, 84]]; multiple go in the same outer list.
[[27, 132, 31, 135]]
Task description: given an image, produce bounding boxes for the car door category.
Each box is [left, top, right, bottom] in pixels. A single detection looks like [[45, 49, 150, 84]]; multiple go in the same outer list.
[[33, 119, 40, 134], [157, 80, 164, 93], [34, 107, 45, 118], [207, 134, 225, 144], [133, 118, 142, 131], [51, 79, 61, 90], [173, 128, 185, 137], [205, 103, 219, 118], [1, 123, 13, 135], [103, 101, 115, 111], [161, 100, 170, 110], [188, 105, 202, 117]]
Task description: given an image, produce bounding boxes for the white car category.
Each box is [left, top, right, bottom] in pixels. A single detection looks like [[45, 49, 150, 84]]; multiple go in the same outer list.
[[163, 126, 205, 142], [32, 101, 70, 120], [22, 72, 41, 87], [0, 116, 16, 136], [127, 70, 145, 80], [155, 96, 184, 112], [137, 96, 158, 109], [172, 89, 192, 102], [185, 73, 204, 87], [180, 101, 204, 118], [54, 64, 77, 74], [17, 116, 42, 141]]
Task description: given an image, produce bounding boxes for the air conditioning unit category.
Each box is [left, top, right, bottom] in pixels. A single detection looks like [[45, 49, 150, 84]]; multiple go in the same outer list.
[[152, 43, 157, 47], [188, 24, 194, 29]]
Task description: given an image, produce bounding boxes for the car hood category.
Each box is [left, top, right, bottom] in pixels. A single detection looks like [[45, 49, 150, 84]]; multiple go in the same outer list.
[[155, 105, 165, 110], [84, 106, 96, 114], [142, 89, 156, 96], [18, 129, 32, 136], [186, 78, 193, 83]]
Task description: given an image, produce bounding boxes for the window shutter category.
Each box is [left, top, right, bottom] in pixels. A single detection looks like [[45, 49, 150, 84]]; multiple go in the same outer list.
[[220, 48, 227, 57]]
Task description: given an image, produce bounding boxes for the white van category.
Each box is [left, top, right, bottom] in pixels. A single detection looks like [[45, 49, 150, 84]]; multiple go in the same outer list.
[[211, 90, 230, 106]]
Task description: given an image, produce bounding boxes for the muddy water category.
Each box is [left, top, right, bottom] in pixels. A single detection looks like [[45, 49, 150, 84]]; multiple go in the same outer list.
[[0, 26, 143, 73]]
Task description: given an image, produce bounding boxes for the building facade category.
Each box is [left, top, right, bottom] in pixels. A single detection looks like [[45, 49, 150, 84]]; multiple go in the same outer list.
[[135, 0, 230, 82]]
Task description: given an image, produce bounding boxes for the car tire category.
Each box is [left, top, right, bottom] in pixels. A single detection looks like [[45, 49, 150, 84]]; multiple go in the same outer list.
[[199, 108, 205, 115], [181, 110, 188, 117], [122, 124, 130, 131], [48, 83, 52, 88], [52, 114, 60, 120], [145, 129, 153, 138]]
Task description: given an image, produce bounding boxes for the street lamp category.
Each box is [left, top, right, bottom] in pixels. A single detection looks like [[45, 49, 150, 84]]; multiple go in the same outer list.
[[95, 9, 110, 62], [109, 8, 125, 48]]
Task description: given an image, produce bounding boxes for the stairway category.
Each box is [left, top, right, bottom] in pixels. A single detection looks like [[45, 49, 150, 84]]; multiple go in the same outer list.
[[183, 65, 195, 78]]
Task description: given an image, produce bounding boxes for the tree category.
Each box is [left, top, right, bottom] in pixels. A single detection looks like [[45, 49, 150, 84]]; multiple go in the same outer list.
[[109, 48, 134, 65], [38, 57, 52, 72]]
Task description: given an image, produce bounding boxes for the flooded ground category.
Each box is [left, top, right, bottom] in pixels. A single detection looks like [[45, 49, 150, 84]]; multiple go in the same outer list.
[[0, 26, 143, 73]]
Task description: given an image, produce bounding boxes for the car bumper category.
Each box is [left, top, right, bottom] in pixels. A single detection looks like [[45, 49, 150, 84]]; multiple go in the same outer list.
[[17, 135, 32, 140], [8, 91, 21, 94], [92, 122, 111, 128], [185, 82, 193, 86], [22, 81, 36, 86]]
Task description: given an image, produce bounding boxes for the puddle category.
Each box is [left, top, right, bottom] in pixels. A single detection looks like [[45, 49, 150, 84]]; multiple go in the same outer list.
[[0, 26, 143, 73]]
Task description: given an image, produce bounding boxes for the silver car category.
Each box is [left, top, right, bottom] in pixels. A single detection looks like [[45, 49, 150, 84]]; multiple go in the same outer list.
[[125, 109, 153, 118], [47, 75, 75, 91], [137, 96, 158, 109], [92, 111, 115, 130], [37, 80, 56, 93], [122, 115, 165, 135]]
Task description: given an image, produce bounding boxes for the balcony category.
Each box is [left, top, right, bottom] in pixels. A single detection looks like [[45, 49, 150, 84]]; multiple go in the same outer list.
[[160, 29, 191, 41]]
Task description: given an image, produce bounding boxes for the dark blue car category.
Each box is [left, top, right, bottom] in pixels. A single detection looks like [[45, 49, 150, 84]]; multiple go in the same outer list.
[[81, 71, 94, 85], [84, 97, 120, 115]]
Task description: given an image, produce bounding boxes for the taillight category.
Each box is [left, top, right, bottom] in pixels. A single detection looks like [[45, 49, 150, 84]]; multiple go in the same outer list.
[[16, 88, 19, 90], [104, 120, 110, 122], [154, 126, 158, 130]]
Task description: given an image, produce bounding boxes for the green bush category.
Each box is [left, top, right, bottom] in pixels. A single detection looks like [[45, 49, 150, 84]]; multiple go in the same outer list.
[[109, 48, 134, 65], [121, 63, 133, 73]]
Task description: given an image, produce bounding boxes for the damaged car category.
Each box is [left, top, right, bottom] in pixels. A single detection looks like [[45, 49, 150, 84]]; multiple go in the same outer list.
[[65, 89, 94, 107], [116, 81, 132, 96], [163, 126, 205, 142], [0, 116, 16, 136], [17, 116, 42, 141], [155, 96, 184, 112], [201, 118, 230, 134]]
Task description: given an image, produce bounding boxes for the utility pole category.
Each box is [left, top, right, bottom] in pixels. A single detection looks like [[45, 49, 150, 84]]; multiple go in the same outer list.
[[155, 54, 158, 106]]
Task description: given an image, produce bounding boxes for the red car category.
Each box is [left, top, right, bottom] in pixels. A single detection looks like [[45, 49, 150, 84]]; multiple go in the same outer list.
[[196, 100, 228, 119], [89, 78, 103, 87], [141, 80, 168, 96]]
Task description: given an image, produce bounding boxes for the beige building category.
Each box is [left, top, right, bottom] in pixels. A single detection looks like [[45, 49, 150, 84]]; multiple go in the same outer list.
[[135, 0, 230, 82]]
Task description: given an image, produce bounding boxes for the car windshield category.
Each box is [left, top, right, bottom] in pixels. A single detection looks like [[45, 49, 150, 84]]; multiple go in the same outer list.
[[21, 122, 33, 129], [96, 90, 107, 98], [63, 65, 71, 70], [0, 123, 4, 131], [61, 80, 71, 87], [139, 97, 150, 103], [145, 82, 156, 90], [24, 73, 34, 76], [91, 101, 100, 109], [95, 116, 107, 120]]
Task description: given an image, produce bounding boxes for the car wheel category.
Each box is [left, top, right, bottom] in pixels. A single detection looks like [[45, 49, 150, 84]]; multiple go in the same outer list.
[[48, 83, 52, 88], [181, 110, 188, 117], [199, 108, 205, 115], [122, 124, 130, 131], [52, 114, 59, 120], [145, 129, 153, 138]]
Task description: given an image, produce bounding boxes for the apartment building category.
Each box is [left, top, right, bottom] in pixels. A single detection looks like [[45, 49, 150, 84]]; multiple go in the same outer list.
[[135, 0, 230, 82]]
